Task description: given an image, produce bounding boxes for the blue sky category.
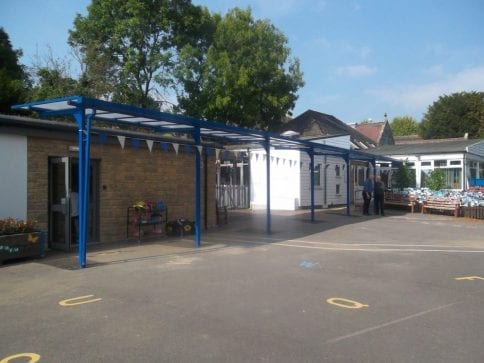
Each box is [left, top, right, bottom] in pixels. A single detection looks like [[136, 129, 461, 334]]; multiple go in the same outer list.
[[1, 0, 483, 123]]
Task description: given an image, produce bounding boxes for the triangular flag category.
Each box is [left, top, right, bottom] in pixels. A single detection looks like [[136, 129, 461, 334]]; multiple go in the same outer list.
[[224, 150, 230, 160], [146, 140, 154, 153], [196, 145, 203, 155], [184, 144, 191, 154], [215, 149, 221, 160], [173, 143, 179, 155], [99, 133, 108, 145], [206, 147, 212, 156], [131, 138, 140, 150], [117, 136, 126, 149], [161, 142, 169, 152]]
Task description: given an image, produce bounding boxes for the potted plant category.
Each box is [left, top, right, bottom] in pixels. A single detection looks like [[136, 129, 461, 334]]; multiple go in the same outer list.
[[0, 217, 45, 264]]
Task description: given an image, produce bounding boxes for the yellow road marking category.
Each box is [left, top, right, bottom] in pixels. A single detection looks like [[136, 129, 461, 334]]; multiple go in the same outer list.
[[327, 297, 369, 309], [0, 353, 41, 363], [59, 295, 102, 307], [455, 276, 484, 281]]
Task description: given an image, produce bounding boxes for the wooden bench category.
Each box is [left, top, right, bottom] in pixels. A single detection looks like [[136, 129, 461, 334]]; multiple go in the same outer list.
[[421, 198, 460, 217], [384, 192, 417, 213]]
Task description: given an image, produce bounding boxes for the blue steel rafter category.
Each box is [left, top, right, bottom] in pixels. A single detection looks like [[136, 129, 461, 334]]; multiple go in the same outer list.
[[13, 96, 396, 267]]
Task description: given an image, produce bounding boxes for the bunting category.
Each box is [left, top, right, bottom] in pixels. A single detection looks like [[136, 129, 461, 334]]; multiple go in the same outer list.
[[196, 145, 203, 155], [98, 133, 108, 145], [215, 148, 221, 161], [172, 143, 179, 155], [117, 136, 126, 149], [131, 138, 140, 150], [146, 140, 154, 153], [161, 142, 169, 152]]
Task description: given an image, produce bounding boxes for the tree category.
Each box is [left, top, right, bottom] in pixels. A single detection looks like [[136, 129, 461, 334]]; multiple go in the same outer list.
[[29, 49, 88, 100], [424, 169, 446, 191], [0, 27, 30, 113], [390, 116, 419, 136], [420, 92, 484, 139], [175, 8, 304, 130], [68, 0, 202, 109], [393, 163, 416, 189]]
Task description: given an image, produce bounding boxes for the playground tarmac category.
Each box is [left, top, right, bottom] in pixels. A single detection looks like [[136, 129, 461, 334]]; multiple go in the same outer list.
[[1, 208, 483, 362]]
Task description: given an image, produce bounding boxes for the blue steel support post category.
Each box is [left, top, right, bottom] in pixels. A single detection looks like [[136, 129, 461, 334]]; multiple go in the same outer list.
[[264, 138, 271, 234], [74, 109, 93, 268], [309, 149, 315, 222], [345, 155, 351, 216], [194, 128, 201, 247]]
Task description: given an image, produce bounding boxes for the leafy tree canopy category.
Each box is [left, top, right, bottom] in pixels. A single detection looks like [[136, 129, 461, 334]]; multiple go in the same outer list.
[[0, 27, 30, 113], [393, 163, 416, 189], [68, 0, 203, 109], [420, 92, 484, 139], [176, 7, 304, 130], [390, 116, 419, 136]]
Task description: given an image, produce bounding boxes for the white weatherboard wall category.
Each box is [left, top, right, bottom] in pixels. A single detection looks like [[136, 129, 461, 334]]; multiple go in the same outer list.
[[250, 148, 348, 210], [250, 149, 301, 210], [0, 134, 27, 219]]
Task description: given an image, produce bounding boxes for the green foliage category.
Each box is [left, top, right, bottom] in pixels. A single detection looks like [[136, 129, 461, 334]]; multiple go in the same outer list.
[[175, 7, 304, 130], [0, 27, 30, 113], [390, 116, 419, 136], [424, 168, 446, 191], [393, 163, 416, 189], [420, 92, 484, 139], [69, 0, 201, 108]]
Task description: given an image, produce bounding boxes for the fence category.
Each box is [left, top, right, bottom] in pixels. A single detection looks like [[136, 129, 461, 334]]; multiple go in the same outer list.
[[460, 206, 484, 220], [216, 185, 250, 209]]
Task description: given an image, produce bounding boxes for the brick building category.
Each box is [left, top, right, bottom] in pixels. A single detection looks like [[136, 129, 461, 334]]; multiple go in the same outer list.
[[0, 114, 217, 251]]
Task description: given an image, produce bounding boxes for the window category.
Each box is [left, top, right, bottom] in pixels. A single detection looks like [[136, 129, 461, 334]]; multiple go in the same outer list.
[[406, 162, 415, 167], [450, 160, 461, 166], [434, 159, 447, 167], [358, 168, 365, 186], [421, 161, 431, 167], [336, 184, 340, 194], [441, 168, 462, 189], [313, 164, 321, 187], [335, 165, 340, 177]]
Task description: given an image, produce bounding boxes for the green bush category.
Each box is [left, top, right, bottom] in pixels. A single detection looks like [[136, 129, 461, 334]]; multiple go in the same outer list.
[[424, 169, 446, 191]]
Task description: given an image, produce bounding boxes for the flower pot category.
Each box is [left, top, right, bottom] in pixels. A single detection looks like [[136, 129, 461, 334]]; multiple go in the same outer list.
[[0, 231, 45, 264]]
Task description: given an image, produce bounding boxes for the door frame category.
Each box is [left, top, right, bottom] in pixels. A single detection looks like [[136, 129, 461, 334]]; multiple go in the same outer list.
[[48, 156, 100, 251]]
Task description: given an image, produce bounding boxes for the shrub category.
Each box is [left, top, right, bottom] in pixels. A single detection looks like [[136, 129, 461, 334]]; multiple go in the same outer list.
[[0, 217, 37, 235]]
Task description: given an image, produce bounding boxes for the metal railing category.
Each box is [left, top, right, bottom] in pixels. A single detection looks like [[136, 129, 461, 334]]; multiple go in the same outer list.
[[216, 185, 249, 209]]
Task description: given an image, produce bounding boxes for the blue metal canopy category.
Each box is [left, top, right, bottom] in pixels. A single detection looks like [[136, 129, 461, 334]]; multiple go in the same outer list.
[[13, 96, 392, 267]]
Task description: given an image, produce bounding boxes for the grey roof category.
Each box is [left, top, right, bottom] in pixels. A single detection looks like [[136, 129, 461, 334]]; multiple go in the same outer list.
[[278, 110, 376, 149], [367, 139, 483, 156]]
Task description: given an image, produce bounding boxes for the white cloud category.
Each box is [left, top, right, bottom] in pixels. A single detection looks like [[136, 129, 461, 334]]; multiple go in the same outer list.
[[423, 64, 445, 77], [336, 65, 377, 77], [367, 65, 484, 112]]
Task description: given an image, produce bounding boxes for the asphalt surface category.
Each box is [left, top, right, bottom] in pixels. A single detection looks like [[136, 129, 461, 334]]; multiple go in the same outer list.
[[1, 208, 483, 363]]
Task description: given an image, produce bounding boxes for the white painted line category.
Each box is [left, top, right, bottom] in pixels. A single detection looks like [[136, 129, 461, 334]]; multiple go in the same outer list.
[[325, 301, 460, 344], [271, 242, 484, 253]]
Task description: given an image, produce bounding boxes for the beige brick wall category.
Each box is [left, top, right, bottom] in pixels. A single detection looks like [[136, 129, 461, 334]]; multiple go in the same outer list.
[[28, 135, 217, 243]]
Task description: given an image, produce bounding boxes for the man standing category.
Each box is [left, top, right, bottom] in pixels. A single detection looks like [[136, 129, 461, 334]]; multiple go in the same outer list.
[[362, 174, 373, 215], [373, 175, 386, 216]]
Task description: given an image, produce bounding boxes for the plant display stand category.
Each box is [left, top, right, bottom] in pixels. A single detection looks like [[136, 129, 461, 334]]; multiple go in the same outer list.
[[0, 231, 45, 264], [126, 205, 167, 242]]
